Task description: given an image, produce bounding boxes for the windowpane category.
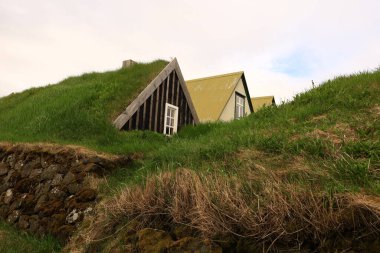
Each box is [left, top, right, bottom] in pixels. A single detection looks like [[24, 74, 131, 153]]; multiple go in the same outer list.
[[235, 94, 245, 119], [164, 103, 178, 136]]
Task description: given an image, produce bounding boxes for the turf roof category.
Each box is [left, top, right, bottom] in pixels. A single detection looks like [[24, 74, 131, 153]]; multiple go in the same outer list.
[[0, 60, 169, 145]]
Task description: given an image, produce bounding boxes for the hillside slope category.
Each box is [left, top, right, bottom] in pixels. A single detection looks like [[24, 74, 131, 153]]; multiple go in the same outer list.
[[0, 60, 168, 153], [66, 70, 380, 252], [0, 66, 379, 252]]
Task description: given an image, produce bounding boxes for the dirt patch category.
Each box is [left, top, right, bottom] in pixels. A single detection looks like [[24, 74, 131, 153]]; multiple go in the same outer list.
[[308, 129, 342, 145], [310, 114, 327, 122], [291, 122, 358, 145], [370, 104, 380, 116], [332, 123, 358, 142]]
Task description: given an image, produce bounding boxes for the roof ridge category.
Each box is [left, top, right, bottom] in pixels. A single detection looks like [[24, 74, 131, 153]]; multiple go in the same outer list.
[[252, 96, 274, 99], [186, 71, 243, 83]]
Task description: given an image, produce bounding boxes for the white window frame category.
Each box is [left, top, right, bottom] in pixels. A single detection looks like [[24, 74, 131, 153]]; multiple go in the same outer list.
[[235, 93, 245, 119], [164, 103, 179, 136]]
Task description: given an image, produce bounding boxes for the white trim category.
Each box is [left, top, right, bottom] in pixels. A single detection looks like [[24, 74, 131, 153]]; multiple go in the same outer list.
[[164, 103, 179, 136]]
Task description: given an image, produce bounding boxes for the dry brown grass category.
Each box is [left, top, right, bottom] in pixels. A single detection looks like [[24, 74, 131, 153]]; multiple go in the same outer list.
[[310, 114, 327, 122], [291, 122, 358, 146], [0, 142, 122, 161], [66, 163, 380, 252], [370, 104, 380, 116]]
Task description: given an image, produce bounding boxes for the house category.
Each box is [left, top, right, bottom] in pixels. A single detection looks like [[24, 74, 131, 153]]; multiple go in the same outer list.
[[251, 96, 276, 112], [186, 72, 253, 123], [113, 58, 199, 135]]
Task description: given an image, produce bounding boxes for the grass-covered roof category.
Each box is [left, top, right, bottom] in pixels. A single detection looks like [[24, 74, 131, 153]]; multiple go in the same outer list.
[[0, 60, 169, 152]]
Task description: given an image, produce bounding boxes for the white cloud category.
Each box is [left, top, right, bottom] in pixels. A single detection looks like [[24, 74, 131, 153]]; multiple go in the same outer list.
[[0, 0, 379, 99]]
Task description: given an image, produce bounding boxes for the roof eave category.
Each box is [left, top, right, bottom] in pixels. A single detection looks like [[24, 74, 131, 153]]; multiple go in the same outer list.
[[241, 73, 254, 113]]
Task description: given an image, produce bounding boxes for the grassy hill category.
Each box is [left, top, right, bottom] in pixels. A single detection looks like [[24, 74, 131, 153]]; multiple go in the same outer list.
[[0, 60, 168, 153], [0, 65, 379, 251], [70, 69, 380, 252]]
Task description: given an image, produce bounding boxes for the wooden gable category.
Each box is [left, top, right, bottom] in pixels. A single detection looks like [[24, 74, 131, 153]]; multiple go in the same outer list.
[[113, 58, 199, 133]]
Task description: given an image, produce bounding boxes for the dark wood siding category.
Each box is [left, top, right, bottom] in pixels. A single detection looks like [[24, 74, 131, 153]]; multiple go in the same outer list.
[[121, 70, 195, 133]]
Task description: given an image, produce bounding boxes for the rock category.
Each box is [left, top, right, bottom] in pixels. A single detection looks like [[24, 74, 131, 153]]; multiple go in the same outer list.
[[0, 144, 111, 241], [38, 200, 63, 217], [4, 170, 21, 186], [0, 204, 9, 218], [52, 213, 66, 225], [67, 183, 81, 195], [28, 215, 39, 233], [0, 182, 10, 193], [167, 237, 222, 253], [56, 225, 75, 243], [75, 172, 86, 183], [5, 154, 16, 167], [14, 160, 24, 171], [20, 164, 33, 178], [24, 157, 41, 170], [51, 174, 63, 186], [40, 165, 59, 180], [76, 188, 97, 202], [171, 225, 195, 240], [49, 187, 67, 200], [62, 172, 76, 185], [34, 194, 48, 212], [137, 228, 174, 253], [14, 178, 34, 193], [57, 165, 68, 174], [29, 168, 42, 179], [236, 238, 262, 253], [0, 163, 9, 176], [40, 157, 50, 169], [10, 196, 23, 211], [35, 183, 51, 198], [7, 210, 20, 224], [4, 189, 13, 204], [20, 194, 36, 214], [66, 209, 81, 224], [84, 206, 93, 215], [18, 215, 30, 229]]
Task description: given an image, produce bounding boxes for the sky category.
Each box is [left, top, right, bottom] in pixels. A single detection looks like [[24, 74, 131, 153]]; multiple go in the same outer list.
[[1, 0, 379, 102]]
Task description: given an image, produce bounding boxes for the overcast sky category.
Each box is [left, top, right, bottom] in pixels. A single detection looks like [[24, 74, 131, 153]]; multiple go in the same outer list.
[[1, 0, 379, 102]]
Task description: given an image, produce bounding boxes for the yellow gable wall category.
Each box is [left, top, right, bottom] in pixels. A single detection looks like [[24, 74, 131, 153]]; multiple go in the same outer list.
[[219, 78, 251, 121]]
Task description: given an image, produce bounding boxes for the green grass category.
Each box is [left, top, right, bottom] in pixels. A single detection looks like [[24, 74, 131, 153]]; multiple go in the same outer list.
[[0, 65, 379, 195], [0, 222, 61, 253], [0, 60, 168, 154], [102, 70, 380, 195], [1, 63, 380, 251]]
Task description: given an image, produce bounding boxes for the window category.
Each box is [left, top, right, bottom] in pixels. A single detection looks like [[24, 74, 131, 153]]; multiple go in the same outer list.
[[235, 93, 245, 119], [164, 103, 178, 136]]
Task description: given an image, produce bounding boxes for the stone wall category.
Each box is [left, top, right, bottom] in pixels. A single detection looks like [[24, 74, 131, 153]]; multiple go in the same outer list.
[[0, 143, 130, 242]]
